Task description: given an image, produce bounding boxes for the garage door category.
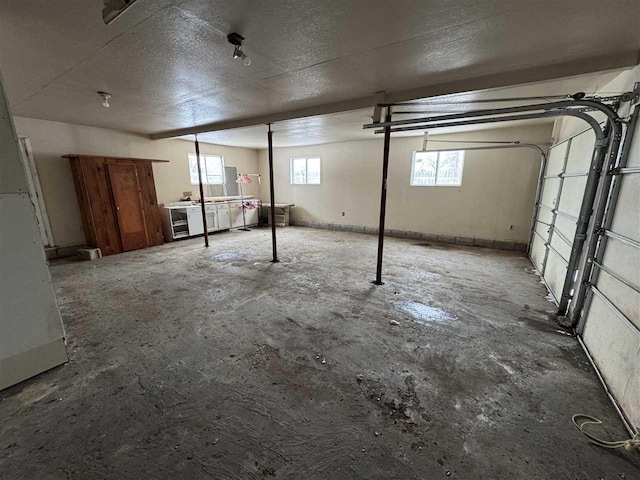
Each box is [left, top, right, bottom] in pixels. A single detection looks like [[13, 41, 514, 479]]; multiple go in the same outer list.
[[529, 124, 597, 305], [575, 91, 640, 434]]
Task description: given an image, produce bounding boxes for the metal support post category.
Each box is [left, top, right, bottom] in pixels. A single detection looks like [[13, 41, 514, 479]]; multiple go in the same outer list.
[[267, 124, 279, 263], [374, 108, 392, 285], [195, 134, 209, 247]]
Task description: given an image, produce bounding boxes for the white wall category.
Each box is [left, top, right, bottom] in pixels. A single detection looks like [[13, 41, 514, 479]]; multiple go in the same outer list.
[[12, 117, 260, 247], [0, 73, 67, 390], [258, 124, 553, 244]]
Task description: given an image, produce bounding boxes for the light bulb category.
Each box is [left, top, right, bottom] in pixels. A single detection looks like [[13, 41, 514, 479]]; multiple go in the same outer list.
[[98, 92, 111, 108]]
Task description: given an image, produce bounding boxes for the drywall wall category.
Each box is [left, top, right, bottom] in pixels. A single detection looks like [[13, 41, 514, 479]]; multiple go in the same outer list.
[[0, 72, 67, 390], [12, 117, 260, 247], [258, 123, 553, 243]]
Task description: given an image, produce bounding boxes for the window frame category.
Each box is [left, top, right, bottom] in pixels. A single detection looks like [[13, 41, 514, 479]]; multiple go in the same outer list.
[[290, 156, 322, 185], [410, 150, 465, 187], [188, 153, 225, 185]]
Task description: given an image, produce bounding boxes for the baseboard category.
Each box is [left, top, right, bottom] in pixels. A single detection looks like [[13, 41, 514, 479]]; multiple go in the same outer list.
[[290, 219, 527, 252], [0, 338, 68, 391]]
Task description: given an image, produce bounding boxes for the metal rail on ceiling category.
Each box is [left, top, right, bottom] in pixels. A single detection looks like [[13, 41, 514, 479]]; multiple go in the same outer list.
[[371, 110, 603, 138], [419, 143, 546, 156], [364, 99, 618, 130], [385, 94, 624, 107]]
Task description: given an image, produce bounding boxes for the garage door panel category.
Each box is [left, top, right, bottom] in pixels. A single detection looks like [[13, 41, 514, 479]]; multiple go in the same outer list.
[[530, 234, 546, 271], [554, 215, 577, 242], [602, 239, 640, 293], [536, 206, 553, 225], [600, 223, 640, 326], [565, 129, 595, 172], [534, 221, 549, 238], [545, 249, 567, 301], [609, 175, 640, 241], [557, 176, 587, 217], [597, 272, 640, 330], [546, 143, 568, 175], [550, 233, 571, 261], [540, 178, 560, 207], [582, 294, 640, 429]]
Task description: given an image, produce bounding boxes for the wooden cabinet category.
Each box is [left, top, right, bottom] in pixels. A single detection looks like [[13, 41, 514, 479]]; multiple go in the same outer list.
[[66, 155, 166, 256]]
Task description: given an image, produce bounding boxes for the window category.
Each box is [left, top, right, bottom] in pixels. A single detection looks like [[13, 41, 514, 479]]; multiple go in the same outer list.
[[290, 157, 321, 184], [410, 150, 464, 186], [188, 153, 224, 185]]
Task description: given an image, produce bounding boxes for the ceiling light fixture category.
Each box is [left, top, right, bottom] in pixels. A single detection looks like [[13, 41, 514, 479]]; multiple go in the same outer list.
[[98, 91, 112, 108], [227, 32, 251, 66]]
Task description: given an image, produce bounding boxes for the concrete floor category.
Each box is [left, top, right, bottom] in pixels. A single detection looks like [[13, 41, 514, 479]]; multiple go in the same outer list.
[[1, 227, 638, 479]]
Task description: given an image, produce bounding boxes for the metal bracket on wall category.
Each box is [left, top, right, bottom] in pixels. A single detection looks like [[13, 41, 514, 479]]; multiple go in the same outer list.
[[372, 91, 386, 124]]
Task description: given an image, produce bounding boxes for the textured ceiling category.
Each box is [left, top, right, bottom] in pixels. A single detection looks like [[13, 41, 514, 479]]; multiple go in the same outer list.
[[192, 68, 629, 148], [0, 0, 638, 144]]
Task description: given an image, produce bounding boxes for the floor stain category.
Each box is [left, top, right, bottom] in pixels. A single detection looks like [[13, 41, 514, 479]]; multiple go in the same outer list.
[[394, 301, 456, 323], [212, 252, 245, 262]]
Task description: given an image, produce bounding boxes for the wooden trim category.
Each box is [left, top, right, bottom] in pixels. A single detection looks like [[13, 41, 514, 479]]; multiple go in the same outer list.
[[63, 154, 170, 163]]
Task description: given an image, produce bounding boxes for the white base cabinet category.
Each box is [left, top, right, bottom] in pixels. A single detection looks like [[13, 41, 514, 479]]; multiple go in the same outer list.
[[161, 202, 257, 241], [229, 200, 259, 228]]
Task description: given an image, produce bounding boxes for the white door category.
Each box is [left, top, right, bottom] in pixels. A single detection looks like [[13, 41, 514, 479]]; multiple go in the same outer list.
[[205, 207, 217, 232], [187, 208, 204, 235], [217, 205, 231, 230]]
